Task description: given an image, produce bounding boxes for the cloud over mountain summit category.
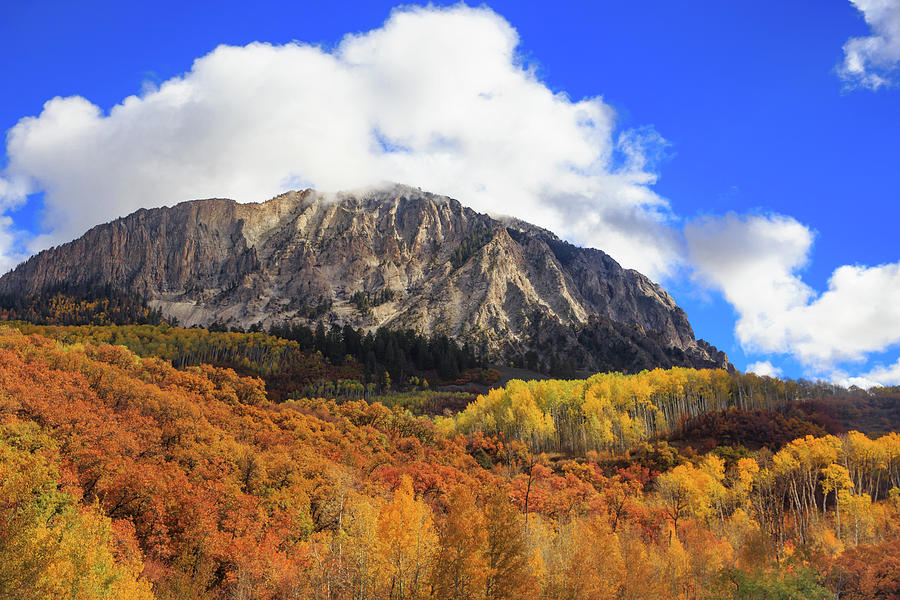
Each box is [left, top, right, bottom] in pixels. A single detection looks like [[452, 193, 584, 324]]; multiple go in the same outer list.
[[0, 5, 676, 279]]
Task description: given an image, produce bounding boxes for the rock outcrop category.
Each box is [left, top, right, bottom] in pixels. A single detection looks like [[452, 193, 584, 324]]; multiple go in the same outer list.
[[0, 185, 730, 373]]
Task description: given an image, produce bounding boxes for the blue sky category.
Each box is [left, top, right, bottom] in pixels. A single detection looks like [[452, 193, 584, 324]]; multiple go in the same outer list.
[[1, 0, 899, 385]]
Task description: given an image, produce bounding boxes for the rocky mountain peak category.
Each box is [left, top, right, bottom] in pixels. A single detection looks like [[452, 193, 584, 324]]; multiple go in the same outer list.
[[0, 184, 730, 374]]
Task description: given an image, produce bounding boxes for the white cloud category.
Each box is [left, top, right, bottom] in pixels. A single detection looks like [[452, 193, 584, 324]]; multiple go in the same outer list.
[[862, 359, 900, 385], [836, 357, 900, 388], [0, 216, 26, 275], [686, 213, 900, 373], [747, 360, 783, 378], [0, 5, 678, 278], [839, 0, 900, 89]]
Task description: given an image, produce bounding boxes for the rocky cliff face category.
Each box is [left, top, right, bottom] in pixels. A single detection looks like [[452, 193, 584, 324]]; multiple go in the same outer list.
[[0, 185, 730, 373]]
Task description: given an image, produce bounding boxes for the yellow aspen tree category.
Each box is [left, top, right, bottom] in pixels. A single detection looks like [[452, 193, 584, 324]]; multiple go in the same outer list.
[[544, 516, 623, 600], [821, 463, 853, 538], [344, 495, 382, 600], [432, 486, 488, 600], [656, 463, 716, 539], [699, 454, 728, 529], [482, 490, 536, 600], [376, 476, 437, 600], [838, 490, 875, 547]]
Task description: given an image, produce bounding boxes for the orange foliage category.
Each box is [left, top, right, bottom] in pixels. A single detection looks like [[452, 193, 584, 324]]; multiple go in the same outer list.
[[1, 326, 899, 600]]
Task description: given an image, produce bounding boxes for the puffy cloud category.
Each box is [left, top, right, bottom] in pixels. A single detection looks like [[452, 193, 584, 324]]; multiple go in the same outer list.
[[685, 213, 814, 320], [747, 361, 783, 378], [839, 0, 900, 89], [686, 213, 900, 372], [0, 5, 677, 278], [864, 359, 900, 385], [843, 358, 900, 388]]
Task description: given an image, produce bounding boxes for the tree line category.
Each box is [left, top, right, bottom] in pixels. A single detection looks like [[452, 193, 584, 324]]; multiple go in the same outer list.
[[0, 284, 165, 326], [6, 321, 486, 400], [445, 368, 849, 454], [268, 321, 484, 383]]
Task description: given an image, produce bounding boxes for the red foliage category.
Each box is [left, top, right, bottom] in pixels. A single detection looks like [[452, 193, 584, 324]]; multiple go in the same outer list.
[[823, 539, 900, 599]]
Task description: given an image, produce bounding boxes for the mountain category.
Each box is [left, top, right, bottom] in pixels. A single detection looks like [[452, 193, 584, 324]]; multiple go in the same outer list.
[[0, 184, 729, 374]]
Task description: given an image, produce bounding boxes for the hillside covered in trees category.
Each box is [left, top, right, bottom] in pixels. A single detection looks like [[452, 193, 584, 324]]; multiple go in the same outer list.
[[443, 368, 847, 454], [1, 323, 899, 599], [7, 322, 491, 403]]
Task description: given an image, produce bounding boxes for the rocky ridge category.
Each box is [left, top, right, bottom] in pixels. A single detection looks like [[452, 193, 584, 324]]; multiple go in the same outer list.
[[0, 185, 730, 373]]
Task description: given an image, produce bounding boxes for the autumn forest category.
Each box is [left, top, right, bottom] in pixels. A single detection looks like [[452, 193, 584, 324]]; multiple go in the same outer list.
[[0, 310, 898, 600]]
